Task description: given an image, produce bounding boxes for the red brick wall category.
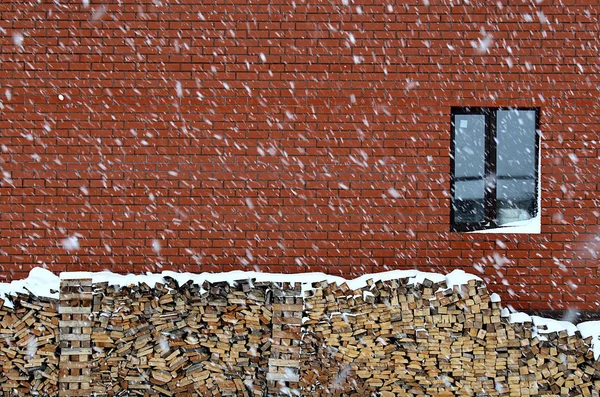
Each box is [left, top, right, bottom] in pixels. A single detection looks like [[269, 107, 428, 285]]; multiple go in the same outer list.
[[0, 0, 598, 310]]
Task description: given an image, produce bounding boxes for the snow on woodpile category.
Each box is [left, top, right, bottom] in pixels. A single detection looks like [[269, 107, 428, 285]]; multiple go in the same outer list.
[[301, 273, 600, 396], [0, 267, 600, 396], [0, 267, 59, 308]]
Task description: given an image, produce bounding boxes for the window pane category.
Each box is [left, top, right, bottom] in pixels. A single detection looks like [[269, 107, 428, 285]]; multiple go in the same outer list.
[[496, 109, 537, 224], [453, 114, 486, 224]]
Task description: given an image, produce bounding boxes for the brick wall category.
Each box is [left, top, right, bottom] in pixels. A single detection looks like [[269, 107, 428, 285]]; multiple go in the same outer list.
[[0, 0, 598, 310]]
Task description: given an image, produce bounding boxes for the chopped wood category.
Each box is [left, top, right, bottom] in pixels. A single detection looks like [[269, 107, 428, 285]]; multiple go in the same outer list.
[[301, 277, 600, 397], [2, 274, 600, 396], [0, 294, 59, 396]]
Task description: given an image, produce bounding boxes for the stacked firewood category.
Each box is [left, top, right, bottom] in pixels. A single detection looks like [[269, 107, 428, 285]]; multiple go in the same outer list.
[[88, 278, 276, 396], [2, 273, 600, 396], [0, 293, 59, 396], [301, 277, 600, 397]]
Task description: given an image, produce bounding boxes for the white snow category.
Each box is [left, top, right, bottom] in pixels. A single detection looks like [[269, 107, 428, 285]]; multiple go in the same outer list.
[[469, 213, 541, 234], [152, 239, 161, 254], [578, 322, 600, 359], [347, 33, 356, 45], [12, 33, 23, 47], [0, 268, 59, 308], [568, 153, 578, 163], [532, 316, 578, 336], [2, 268, 480, 304], [470, 34, 493, 54], [468, 205, 541, 234], [507, 312, 597, 348], [508, 312, 532, 323], [445, 269, 481, 288], [61, 236, 80, 252], [387, 187, 401, 199]]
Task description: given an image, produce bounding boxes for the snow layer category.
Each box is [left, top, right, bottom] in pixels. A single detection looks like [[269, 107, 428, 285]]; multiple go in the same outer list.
[[505, 312, 600, 358], [0, 268, 479, 308], [532, 315, 579, 336], [61, 268, 479, 294], [508, 312, 532, 324], [578, 322, 600, 359], [0, 268, 59, 307], [469, 213, 541, 234], [1, 267, 599, 359]]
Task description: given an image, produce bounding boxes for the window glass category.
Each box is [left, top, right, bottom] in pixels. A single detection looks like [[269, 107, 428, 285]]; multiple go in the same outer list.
[[453, 114, 486, 224], [496, 110, 537, 224]]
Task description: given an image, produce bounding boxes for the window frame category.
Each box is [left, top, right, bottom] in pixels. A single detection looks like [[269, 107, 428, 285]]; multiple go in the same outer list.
[[450, 107, 540, 232]]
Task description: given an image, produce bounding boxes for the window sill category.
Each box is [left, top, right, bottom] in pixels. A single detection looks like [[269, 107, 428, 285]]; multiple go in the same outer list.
[[467, 214, 541, 234]]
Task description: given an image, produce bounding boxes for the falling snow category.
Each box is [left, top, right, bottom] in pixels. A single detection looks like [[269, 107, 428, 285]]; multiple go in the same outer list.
[[387, 188, 401, 199], [152, 239, 161, 254], [12, 33, 23, 47], [0, 0, 597, 354], [61, 236, 80, 252]]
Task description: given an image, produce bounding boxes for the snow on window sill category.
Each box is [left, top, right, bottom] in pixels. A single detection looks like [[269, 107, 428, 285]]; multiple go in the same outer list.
[[468, 214, 541, 234], [468, 129, 542, 235]]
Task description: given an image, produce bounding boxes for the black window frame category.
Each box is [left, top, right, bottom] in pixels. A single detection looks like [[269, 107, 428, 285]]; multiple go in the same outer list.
[[450, 107, 540, 232]]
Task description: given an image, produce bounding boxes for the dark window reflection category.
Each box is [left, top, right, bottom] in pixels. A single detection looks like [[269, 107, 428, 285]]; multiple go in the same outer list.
[[496, 110, 537, 224], [453, 114, 486, 224]]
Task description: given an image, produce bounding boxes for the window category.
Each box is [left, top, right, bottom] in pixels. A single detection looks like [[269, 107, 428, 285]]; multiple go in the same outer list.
[[450, 107, 540, 232]]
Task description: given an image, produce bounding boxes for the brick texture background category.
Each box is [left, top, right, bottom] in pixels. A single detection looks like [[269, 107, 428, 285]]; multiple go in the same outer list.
[[0, 0, 598, 310]]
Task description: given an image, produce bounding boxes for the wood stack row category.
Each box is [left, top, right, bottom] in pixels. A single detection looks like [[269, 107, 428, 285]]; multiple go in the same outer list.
[[2, 273, 600, 396], [301, 277, 600, 397], [0, 293, 59, 396], [88, 277, 276, 396]]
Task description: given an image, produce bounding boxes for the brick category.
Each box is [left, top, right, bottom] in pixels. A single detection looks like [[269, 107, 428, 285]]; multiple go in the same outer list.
[[0, 1, 598, 310]]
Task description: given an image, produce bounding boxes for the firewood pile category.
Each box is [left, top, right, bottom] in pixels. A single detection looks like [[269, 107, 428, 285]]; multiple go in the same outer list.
[[88, 277, 282, 396], [301, 277, 600, 397], [0, 293, 59, 396], [1, 272, 600, 396]]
